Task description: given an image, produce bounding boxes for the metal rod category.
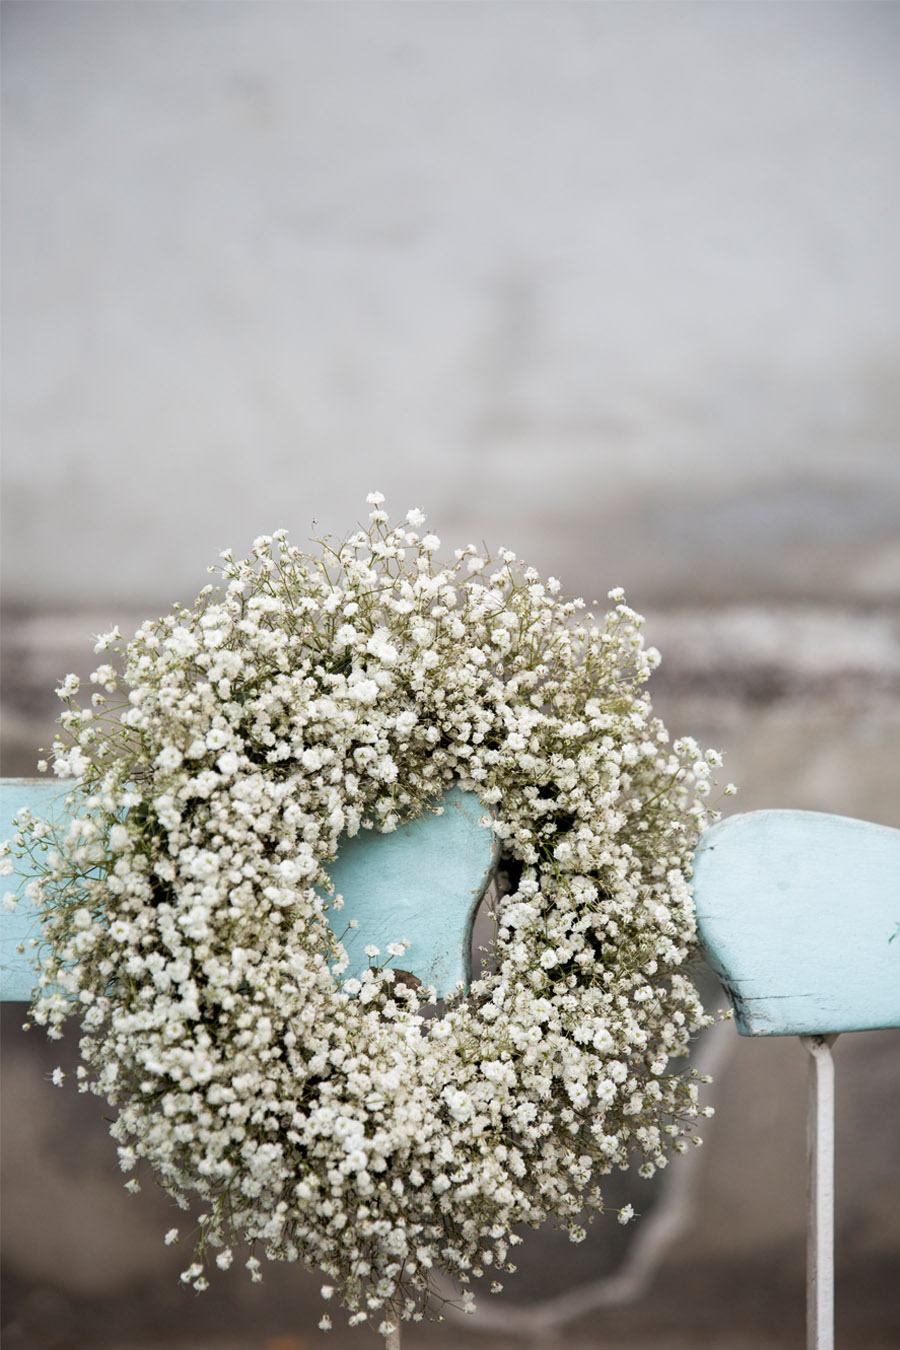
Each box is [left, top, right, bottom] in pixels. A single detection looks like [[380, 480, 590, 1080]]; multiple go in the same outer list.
[[801, 1034, 838, 1350]]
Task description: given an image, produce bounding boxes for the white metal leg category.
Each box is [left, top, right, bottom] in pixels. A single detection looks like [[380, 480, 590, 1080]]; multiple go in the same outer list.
[[801, 1034, 838, 1350]]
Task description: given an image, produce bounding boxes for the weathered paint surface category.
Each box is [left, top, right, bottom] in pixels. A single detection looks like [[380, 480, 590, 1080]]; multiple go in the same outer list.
[[8, 786, 899, 1026], [694, 810, 900, 1036], [0, 780, 497, 1003], [0, 779, 76, 1001], [324, 786, 497, 998]]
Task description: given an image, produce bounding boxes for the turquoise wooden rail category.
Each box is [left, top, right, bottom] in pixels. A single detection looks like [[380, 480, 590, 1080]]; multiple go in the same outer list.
[[0, 780, 497, 1002], [2, 781, 899, 1350], [692, 809, 900, 1350]]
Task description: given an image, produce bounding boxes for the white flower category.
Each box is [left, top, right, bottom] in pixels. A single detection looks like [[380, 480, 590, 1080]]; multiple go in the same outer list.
[[109, 824, 130, 852], [164, 1228, 179, 1245], [366, 628, 399, 665], [348, 678, 379, 705], [406, 508, 426, 527], [155, 746, 183, 772], [56, 673, 80, 699]]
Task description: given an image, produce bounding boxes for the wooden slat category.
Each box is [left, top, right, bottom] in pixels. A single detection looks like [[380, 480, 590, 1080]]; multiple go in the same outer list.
[[7, 784, 900, 1030], [693, 809, 900, 1036], [325, 785, 497, 997], [0, 780, 497, 1002], [0, 779, 73, 1001]]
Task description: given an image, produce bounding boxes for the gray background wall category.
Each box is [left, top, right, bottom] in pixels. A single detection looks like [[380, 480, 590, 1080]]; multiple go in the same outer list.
[[3, 0, 900, 610], [2, 3, 899, 1349]]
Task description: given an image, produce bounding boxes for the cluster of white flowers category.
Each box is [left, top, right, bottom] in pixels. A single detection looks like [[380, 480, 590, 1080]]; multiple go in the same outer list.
[[9, 497, 730, 1335]]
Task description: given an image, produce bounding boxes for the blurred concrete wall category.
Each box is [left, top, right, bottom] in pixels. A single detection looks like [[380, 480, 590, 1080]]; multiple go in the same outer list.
[[3, 0, 900, 609]]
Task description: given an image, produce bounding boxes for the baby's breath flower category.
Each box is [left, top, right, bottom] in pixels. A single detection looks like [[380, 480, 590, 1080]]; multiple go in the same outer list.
[[56, 673, 80, 699]]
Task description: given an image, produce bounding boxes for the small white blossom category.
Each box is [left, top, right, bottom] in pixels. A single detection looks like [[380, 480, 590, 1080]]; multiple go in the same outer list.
[[155, 746, 183, 772]]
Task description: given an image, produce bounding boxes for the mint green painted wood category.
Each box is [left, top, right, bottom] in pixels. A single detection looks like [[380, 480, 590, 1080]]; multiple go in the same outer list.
[[693, 810, 900, 1036], [1, 779, 497, 1003], [324, 786, 497, 997], [0, 779, 75, 1001]]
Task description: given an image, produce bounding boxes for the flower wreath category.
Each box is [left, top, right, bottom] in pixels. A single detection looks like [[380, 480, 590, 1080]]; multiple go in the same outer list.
[[12, 496, 729, 1339]]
